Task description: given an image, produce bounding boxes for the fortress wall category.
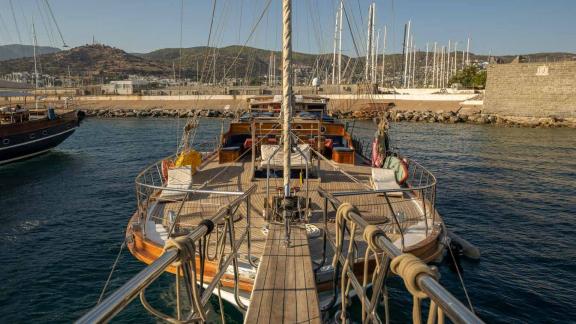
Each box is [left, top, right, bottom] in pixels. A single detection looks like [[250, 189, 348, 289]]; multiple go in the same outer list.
[[484, 61, 576, 118]]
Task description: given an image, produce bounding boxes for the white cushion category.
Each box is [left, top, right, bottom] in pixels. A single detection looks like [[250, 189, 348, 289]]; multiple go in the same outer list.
[[371, 168, 403, 197], [159, 166, 193, 199], [260, 144, 311, 168]]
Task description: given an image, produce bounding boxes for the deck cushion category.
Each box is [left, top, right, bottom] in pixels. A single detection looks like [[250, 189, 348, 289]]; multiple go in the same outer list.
[[371, 168, 403, 197], [159, 166, 193, 199], [382, 156, 409, 184]]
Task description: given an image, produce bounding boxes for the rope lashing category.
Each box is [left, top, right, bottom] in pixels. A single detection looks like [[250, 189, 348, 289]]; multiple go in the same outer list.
[[164, 235, 196, 267], [363, 224, 384, 253], [332, 202, 358, 268], [390, 253, 436, 298], [391, 253, 439, 324]]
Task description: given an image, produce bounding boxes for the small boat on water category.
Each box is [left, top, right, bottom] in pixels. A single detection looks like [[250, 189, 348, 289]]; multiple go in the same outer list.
[[0, 100, 84, 165]]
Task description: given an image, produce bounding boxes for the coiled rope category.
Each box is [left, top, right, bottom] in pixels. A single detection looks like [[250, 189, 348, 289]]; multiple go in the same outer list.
[[390, 253, 444, 324]]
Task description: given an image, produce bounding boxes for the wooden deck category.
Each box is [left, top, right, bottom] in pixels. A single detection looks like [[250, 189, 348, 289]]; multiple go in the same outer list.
[[244, 224, 321, 324]]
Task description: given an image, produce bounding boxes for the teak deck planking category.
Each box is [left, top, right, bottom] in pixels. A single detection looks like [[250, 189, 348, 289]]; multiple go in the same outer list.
[[244, 224, 321, 324]]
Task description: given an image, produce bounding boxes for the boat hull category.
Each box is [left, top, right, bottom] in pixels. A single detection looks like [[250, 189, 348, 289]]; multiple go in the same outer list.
[[0, 111, 80, 165]]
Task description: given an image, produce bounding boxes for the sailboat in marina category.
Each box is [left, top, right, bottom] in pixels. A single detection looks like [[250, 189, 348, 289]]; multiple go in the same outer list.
[[0, 24, 83, 165], [80, 1, 481, 323]]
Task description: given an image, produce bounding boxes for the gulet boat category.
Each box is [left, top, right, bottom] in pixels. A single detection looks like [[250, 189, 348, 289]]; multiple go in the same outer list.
[[126, 94, 447, 306]]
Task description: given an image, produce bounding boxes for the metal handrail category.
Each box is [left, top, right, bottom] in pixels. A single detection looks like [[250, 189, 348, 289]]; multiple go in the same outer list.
[[77, 184, 257, 324], [317, 187, 483, 324]]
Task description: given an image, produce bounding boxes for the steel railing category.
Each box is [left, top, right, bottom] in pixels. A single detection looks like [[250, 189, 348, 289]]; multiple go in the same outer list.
[[77, 184, 257, 323], [317, 187, 483, 324]]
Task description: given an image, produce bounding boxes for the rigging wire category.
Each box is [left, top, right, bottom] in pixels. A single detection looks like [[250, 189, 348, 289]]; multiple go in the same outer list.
[[97, 241, 126, 305], [9, 0, 23, 46], [43, 0, 67, 47], [221, 0, 272, 82], [447, 241, 476, 314]]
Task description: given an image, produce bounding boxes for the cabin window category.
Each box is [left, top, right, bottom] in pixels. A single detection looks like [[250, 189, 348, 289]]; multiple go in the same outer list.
[[2, 138, 9, 145], [29, 133, 36, 139], [320, 126, 326, 134], [42, 130, 48, 136]]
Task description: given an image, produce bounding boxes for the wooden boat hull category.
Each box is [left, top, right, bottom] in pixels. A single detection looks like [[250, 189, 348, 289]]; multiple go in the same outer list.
[[126, 211, 445, 295], [0, 111, 82, 165]]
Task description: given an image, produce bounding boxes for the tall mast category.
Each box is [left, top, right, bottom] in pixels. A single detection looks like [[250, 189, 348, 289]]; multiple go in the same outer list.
[[424, 42, 429, 87], [453, 42, 458, 75], [281, 0, 293, 198], [371, 3, 376, 83], [411, 36, 416, 88], [337, 0, 343, 84], [32, 23, 39, 110], [332, 5, 339, 85], [381, 25, 387, 85], [432, 42, 437, 87], [447, 40, 451, 83], [402, 20, 411, 88], [365, 3, 374, 82], [466, 36, 470, 66], [374, 29, 380, 83]]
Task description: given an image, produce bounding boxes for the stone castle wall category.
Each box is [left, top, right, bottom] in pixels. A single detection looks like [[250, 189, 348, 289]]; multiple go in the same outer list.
[[484, 61, 576, 118]]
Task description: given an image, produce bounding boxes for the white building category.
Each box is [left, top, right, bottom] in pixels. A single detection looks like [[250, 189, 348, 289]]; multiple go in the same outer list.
[[101, 80, 149, 95]]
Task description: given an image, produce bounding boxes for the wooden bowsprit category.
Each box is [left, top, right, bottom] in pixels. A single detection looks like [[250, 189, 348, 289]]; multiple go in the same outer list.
[[244, 224, 321, 324]]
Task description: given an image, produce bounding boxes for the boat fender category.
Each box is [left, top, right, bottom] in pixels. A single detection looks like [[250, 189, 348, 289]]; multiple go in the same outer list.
[[198, 219, 215, 235], [448, 231, 481, 260]]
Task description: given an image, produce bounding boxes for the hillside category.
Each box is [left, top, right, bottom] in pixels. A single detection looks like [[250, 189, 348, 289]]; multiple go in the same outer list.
[[0, 44, 61, 61], [0, 44, 169, 77], [0, 43, 573, 83], [140, 45, 335, 81]]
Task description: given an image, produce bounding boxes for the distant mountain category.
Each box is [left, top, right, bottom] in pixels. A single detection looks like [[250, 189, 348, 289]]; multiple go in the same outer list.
[[0, 43, 573, 83], [139, 45, 334, 81], [0, 44, 169, 77], [0, 44, 61, 61]]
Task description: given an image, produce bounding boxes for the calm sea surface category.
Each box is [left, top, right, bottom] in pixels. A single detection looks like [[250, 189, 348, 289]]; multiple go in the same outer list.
[[0, 118, 574, 323]]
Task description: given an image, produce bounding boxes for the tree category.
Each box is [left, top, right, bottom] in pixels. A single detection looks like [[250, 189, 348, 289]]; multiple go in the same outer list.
[[449, 66, 487, 89]]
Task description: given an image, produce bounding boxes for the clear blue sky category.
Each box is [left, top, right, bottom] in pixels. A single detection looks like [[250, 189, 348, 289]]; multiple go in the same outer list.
[[0, 0, 574, 56]]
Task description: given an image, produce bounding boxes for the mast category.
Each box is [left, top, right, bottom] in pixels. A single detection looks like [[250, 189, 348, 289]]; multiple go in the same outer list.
[[432, 42, 437, 87], [466, 36, 470, 66], [281, 0, 293, 198], [332, 5, 338, 85], [380, 25, 387, 85], [32, 23, 39, 110], [365, 3, 374, 82], [424, 42, 429, 87], [411, 36, 416, 88], [402, 21, 411, 88], [374, 29, 380, 83], [447, 40, 451, 84], [370, 3, 376, 83], [337, 0, 343, 84], [453, 41, 458, 75]]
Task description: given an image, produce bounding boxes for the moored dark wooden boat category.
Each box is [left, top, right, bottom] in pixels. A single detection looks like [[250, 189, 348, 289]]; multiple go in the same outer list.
[[0, 107, 84, 165]]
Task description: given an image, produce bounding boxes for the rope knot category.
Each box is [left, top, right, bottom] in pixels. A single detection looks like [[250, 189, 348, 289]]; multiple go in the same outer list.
[[363, 225, 384, 253], [332, 203, 359, 268], [164, 235, 196, 266], [390, 253, 436, 299]]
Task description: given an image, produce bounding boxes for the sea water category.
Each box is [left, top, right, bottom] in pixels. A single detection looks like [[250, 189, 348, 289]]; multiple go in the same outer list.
[[0, 118, 574, 323]]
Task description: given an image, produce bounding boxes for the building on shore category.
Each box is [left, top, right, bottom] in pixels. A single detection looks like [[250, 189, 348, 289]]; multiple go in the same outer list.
[[101, 80, 150, 95]]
